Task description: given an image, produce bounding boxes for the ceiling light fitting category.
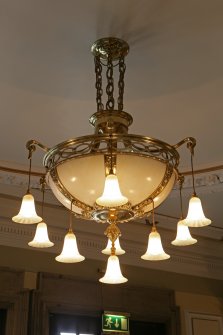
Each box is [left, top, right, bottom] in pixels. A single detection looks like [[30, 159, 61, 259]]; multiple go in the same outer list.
[[28, 176, 54, 248], [171, 176, 197, 246], [12, 37, 212, 284], [141, 199, 170, 261], [12, 145, 42, 224], [56, 200, 85, 263]]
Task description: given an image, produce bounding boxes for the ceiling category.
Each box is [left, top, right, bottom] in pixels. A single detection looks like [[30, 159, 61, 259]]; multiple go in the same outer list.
[[0, 0, 223, 291], [0, 0, 223, 168]]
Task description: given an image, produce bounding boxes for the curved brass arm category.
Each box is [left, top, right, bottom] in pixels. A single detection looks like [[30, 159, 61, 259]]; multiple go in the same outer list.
[[173, 137, 196, 154], [26, 140, 49, 158]]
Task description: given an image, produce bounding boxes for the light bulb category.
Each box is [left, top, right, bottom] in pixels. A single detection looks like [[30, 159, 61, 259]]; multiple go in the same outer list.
[[99, 255, 128, 284], [28, 221, 54, 248], [102, 237, 125, 255], [182, 196, 211, 227], [55, 230, 85, 263], [12, 193, 42, 224], [96, 174, 128, 207], [141, 228, 170, 261], [171, 220, 197, 246]]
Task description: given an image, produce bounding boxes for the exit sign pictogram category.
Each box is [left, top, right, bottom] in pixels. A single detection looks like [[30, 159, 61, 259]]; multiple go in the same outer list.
[[102, 313, 129, 333]]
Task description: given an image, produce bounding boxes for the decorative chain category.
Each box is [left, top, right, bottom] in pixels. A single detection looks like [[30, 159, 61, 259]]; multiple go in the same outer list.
[[106, 56, 115, 110], [94, 55, 104, 111], [94, 54, 126, 111], [118, 56, 126, 111]]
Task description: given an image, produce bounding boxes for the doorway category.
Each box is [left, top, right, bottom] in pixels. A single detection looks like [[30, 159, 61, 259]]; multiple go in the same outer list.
[[49, 313, 167, 335], [49, 313, 101, 335], [0, 309, 7, 335], [130, 319, 166, 335]]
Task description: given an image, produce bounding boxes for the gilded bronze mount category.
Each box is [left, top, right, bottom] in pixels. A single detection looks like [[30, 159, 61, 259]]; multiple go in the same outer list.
[[25, 37, 196, 225]]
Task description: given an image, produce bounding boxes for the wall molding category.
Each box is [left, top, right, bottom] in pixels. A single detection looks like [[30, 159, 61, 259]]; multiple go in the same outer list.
[[0, 217, 223, 281], [185, 311, 223, 335], [1, 166, 223, 196]]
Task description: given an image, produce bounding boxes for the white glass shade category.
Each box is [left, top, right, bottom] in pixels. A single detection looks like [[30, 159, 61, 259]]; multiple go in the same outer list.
[[12, 193, 42, 224], [55, 230, 85, 263], [99, 255, 128, 284], [50, 155, 175, 210], [28, 221, 54, 248], [171, 220, 197, 246], [96, 174, 128, 207], [141, 229, 170, 261], [182, 196, 211, 227], [102, 237, 125, 255]]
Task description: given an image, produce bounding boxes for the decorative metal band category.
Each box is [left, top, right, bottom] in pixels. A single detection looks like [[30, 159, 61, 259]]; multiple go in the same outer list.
[[91, 37, 129, 61], [89, 110, 133, 130], [93, 200, 132, 212], [43, 134, 180, 171], [44, 134, 179, 221]]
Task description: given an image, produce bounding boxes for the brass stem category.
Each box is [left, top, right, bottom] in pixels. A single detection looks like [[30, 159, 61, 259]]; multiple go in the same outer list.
[[190, 153, 196, 196], [178, 175, 185, 219], [151, 199, 155, 229], [27, 157, 32, 194], [111, 240, 116, 256], [108, 208, 117, 223], [179, 183, 183, 219], [40, 176, 46, 218], [26, 143, 39, 193], [105, 209, 121, 256], [69, 200, 73, 232], [109, 135, 113, 174]]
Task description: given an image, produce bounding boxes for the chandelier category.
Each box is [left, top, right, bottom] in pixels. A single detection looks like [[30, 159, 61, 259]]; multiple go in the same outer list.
[[12, 37, 211, 284]]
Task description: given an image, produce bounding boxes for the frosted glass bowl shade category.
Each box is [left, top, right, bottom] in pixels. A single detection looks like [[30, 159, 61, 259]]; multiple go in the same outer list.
[[47, 153, 176, 219]]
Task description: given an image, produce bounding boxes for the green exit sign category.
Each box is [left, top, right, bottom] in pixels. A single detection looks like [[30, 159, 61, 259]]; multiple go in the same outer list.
[[102, 313, 129, 333]]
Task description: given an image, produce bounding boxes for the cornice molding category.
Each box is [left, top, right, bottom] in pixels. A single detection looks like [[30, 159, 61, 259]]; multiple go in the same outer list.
[[1, 167, 223, 196], [1, 164, 223, 282], [172, 169, 223, 196]]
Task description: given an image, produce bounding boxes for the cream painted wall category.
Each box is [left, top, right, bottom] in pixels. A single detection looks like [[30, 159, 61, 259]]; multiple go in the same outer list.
[[175, 292, 223, 335]]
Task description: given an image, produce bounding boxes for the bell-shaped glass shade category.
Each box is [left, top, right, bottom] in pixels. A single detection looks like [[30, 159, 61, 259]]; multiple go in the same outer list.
[[171, 220, 197, 246], [55, 230, 85, 263], [12, 193, 42, 224], [102, 237, 125, 255], [182, 196, 211, 227], [28, 221, 54, 248], [141, 229, 170, 261], [96, 174, 128, 207], [99, 255, 128, 284]]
